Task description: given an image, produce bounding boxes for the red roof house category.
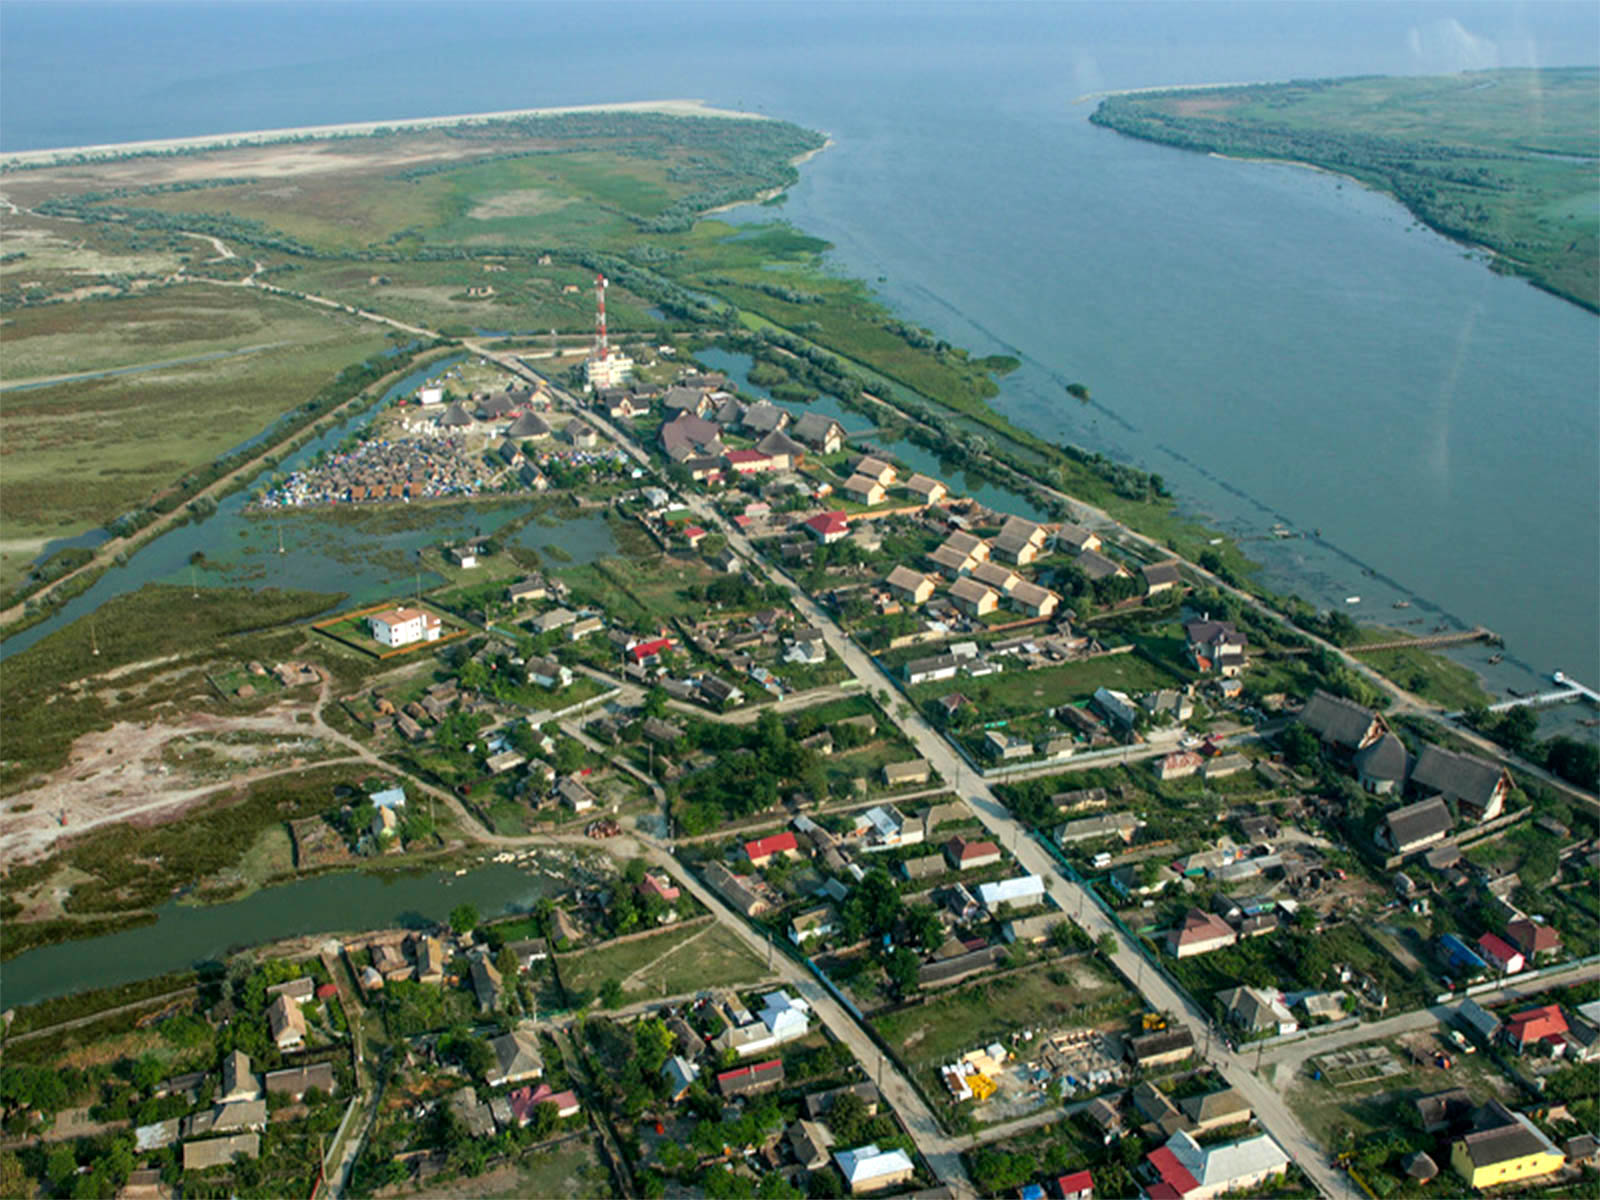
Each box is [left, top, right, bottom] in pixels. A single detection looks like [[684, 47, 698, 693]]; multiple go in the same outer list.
[[716, 1058, 784, 1097], [639, 872, 681, 903], [1477, 932, 1525, 975], [803, 511, 851, 544], [744, 831, 800, 868], [682, 525, 707, 545], [1505, 1004, 1568, 1052], [510, 1082, 580, 1122], [316, 982, 339, 1001], [628, 637, 674, 665], [943, 836, 1001, 870], [1146, 1145, 1201, 1199], [1057, 1169, 1094, 1199], [1505, 918, 1562, 959]]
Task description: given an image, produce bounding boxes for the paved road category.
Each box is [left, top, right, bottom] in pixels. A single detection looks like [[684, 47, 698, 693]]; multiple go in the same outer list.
[[1256, 959, 1600, 1090]]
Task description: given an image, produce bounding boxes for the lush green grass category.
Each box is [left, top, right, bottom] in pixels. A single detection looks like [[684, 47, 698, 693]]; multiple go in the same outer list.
[[1092, 69, 1600, 310], [0, 287, 387, 545], [558, 920, 772, 1002], [1350, 627, 1494, 709], [910, 652, 1183, 712]]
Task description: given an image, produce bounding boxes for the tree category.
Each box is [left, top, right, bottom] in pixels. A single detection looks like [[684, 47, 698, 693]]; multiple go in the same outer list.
[[601, 978, 625, 1009], [884, 947, 921, 997], [46, 1144, 77, 1191], [905, 903, 945, 954], [1499, 706, 1539, 754], [1279, 723, 1321, 769], [1096, 932, 1118, 957], [450, 903, 480, 935]]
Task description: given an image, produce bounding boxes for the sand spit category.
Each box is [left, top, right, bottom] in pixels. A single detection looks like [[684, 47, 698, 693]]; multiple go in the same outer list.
[[1, 98, 769, 169]]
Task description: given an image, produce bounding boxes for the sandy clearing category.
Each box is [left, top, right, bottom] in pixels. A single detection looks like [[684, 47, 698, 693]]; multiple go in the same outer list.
[[1, 98, 767, 172]]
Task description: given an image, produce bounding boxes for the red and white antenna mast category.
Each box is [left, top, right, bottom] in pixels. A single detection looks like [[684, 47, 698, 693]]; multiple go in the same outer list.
[[592, 273, 610, 361]]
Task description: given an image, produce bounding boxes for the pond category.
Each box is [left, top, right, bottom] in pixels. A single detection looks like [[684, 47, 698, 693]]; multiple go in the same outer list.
[[0, 858, 581, 1010]]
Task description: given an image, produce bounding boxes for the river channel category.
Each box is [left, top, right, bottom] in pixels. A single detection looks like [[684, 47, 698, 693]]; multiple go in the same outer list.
[[2, 356, 618, 660], [1, 859, 578, 1010]]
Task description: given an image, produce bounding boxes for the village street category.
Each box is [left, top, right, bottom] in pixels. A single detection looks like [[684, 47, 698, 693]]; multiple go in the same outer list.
[[502, 359, 1359, 1199]]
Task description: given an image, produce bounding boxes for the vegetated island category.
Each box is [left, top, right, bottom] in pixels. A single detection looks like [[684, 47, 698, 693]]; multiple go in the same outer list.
[[1090, 68, 1600, 312]]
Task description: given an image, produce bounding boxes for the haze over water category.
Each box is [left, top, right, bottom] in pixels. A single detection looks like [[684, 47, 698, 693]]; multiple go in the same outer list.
[[4, 1, 1597, 689]]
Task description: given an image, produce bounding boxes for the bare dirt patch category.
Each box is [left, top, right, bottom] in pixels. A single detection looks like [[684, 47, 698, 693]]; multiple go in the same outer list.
[[0, 696, 363, 863], [468, 188, 572, 220]]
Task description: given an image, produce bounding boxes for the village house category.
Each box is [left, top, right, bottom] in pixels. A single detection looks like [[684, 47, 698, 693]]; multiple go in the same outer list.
[[1504, 1004, 1568, 1054], [843, 473, 887, 505], [1505, 918, 1562, 962], [1354, 732, 1411, 794], [833, 1144, 916, 1195], [507, 576, 550, 604], [882, 759, 931, 786], [414, 935, 446, 984], [803, 511, 851, 544], [221, 1050, 260, 1103], [905, 653, 961, 685], [967, 560, 1020, 593], [944, 835, 1001, 871], [1129, 1028, 1196, 1069], [1184, 617, 1247, 676], [992, 516, 1048, 565], [1167, 909, 1238, 958], [745, 831, 801, 868], [1379, 795, 1453, 854], [183, 1134, 259, 1173], [1218, 986, 1299, 1036], [1450, 1101, 1566, 1191], [1180, 1088, 1252, 1134], [1143, 1130, 1289, 1200], [904, 473, 948, 505], [790, 905, 837, 946], [886, 565, 936, 606], [1410, 745, 1512, 822], [717, 1058, 785, 1098], [366, 606, 442, 648], [662, 385, 714, 418], [792, 412, 846, 454], [1055, 522, 1102, 553], [704, 862, 771, 918], [1299, 689, 1389, 753], [263, 1062, 335, 1102], [949, 577, 999, 617], [1009, 579, 1060, 618], [266, 994, 306, 1051], [1142, 560, 1184, 596], [1092, 686, 1139, 730], [1077, 548, 1130, 580], [659, 412, 724, 461], [662, 1056, 700, 1102], [527, 656, 573, 689], [850, 455, 897, 486], [788, 1119, 837, 1170], [557, 776, 598, 813], [486, 1028, 545, 1088]]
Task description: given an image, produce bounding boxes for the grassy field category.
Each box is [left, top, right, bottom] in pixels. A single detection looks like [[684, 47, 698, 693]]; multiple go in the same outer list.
[[1092, 68, 1600, 310], [1350, 627, 1494, 710], [910, 651, 1183, 711], [0, 286, 387, 554], [873, 958, 1138, 1072], [559, 920, 774, 1004]]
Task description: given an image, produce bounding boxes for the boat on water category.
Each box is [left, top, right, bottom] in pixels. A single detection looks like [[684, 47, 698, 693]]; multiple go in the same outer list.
[[1393, 600, 1410, 609], [1488, 653, 1504, 665], [1345, 596, 1361, 604]]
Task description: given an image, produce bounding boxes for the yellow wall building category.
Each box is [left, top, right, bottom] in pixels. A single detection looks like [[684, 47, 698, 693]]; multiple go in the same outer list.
[[1451, 1112, 1566, 1191]]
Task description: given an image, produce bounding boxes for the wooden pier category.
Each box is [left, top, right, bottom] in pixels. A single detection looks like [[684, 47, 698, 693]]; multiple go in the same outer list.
[[1348, 627, 1497, 654]]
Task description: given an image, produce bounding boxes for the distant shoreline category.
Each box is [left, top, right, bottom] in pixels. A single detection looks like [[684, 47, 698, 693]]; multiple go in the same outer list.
[[0, 98, 767, 168]]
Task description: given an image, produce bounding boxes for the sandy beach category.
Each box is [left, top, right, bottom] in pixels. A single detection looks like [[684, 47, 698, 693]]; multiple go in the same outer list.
[[0, 98, 768, 169]]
